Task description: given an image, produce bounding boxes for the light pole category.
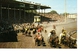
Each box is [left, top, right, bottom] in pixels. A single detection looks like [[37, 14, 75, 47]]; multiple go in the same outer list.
[[65, 0, 67, 22]]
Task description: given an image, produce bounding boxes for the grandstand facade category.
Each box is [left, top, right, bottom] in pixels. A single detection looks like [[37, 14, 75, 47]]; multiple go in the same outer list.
[[0, 0, 51, 24]]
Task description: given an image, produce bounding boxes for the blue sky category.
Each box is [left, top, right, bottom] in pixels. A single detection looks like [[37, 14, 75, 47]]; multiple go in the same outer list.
[[18, 0, 77, 14], [28, 0, 77, 14]]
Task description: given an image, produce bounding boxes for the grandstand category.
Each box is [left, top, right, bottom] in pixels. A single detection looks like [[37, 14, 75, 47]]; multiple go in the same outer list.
[[40, 13, 60, 20], [0, 0, 51, 42], [39, 13, 65, 22], [0, 0, 51, 24]]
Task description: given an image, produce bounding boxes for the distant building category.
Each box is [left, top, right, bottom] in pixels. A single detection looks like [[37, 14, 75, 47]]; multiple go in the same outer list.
[[67, 13, 77, 19]]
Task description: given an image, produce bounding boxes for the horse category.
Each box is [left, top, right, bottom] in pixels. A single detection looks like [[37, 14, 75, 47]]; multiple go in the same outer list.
[[67, 36, 77, 48], [48, 29, 59, 47], [34, 33, 45, 46], [60, 31, 77, 48]]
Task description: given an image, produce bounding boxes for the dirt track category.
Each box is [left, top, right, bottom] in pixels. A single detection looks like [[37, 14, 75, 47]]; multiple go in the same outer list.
[[0, 20, 77, 49]]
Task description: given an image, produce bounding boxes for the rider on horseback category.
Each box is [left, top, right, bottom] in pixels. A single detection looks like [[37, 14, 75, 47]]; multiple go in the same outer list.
[[59, 28, 67, 44], [48, 29, 58, 47], [34, 32, 44, 46]]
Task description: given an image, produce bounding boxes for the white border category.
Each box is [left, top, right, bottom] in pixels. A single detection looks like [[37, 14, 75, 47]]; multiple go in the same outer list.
[[0, 0, 79, 54]]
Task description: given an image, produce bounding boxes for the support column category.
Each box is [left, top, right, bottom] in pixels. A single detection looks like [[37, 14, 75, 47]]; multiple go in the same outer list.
[[44, 9, 45, 16], [24, 9, 25, 22], [41, 9, 43, 22], [8, 4, 9, 22], [14, 8, 16, 23], [41, 9, 43, 14], [0, 4, 2, 21], [38, 9, 40, 15], [28, 10, 30, 22], [19, 9, 21, 23], [32, 10, 34, 23]]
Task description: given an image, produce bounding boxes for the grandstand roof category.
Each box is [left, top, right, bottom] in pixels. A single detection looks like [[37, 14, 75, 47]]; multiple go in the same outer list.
[[0, 0, 51, 10]]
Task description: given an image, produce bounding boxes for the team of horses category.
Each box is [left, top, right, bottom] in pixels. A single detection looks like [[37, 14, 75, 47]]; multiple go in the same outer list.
[[48, 29, 77, 48]]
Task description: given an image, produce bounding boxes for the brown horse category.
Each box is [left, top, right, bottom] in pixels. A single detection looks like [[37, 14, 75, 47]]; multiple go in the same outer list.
[[34, 33, 45, 46], [60, 32, 77, 48], [48, 30, 59, 47]]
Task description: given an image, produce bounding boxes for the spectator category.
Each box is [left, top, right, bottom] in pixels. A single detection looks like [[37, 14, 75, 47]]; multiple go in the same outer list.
[[53, 25, 56, 30]]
